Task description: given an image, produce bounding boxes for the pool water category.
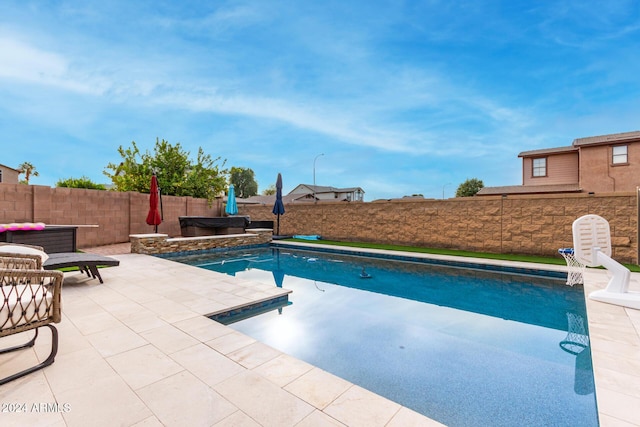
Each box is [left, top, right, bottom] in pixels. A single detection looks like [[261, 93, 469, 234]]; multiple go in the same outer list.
[[170, 246, 598, 427]]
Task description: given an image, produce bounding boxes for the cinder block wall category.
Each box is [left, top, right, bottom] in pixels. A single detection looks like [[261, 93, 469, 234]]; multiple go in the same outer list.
[[1, 184, 636, 263], [0, 184, 222, 248], [239, 192, 638, 264]]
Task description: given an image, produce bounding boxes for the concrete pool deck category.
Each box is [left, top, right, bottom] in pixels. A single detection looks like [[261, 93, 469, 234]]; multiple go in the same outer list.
[[0, 242, 639, 426]]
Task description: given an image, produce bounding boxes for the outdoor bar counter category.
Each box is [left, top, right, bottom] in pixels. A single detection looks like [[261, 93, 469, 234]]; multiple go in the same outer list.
[[0, 225, 78, 253], [179, 216, 250, 237]]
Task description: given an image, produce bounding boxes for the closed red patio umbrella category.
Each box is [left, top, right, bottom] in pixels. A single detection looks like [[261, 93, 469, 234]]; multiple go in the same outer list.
[[146, 174, 162, 233]]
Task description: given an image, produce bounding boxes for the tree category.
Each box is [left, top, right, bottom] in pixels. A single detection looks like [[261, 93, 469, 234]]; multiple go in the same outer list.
[[229, 167, 258, 198], [103, 138, 227, 201], [18, 162, 39, 184], [56, 176, 107, 190], [262, 184, 276, 195], [455, 178, 484, 197]]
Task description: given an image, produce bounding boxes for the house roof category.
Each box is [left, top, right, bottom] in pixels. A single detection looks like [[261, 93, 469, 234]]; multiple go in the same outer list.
[[476, 184, 582, 196], [238, 193, 311, 205], [518, 146, 577, 157], [0, 163, 21, 172], [573, 130, 640, 147], [516, 130, 640, 158]]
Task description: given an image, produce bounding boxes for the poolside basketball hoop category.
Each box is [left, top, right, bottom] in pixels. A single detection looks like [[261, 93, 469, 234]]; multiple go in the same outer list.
[[558, 248, 585, 286]]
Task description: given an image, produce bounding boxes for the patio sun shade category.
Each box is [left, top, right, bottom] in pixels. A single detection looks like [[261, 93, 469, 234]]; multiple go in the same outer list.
[[225, 184, 238, 215], [272, 173, 285, 235], [146, 174, 162, 232]]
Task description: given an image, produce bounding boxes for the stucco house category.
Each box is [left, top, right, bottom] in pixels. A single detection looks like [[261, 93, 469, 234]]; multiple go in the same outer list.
[[237, 193, 311, 205], [288, 184, 365, 202], [0, 163, 21, 184], [240, 184, 366, 205], [478, 131, 640, 196]]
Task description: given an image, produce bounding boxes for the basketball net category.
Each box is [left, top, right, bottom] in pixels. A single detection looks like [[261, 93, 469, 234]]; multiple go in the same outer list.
[[558, 248, 585, 286]]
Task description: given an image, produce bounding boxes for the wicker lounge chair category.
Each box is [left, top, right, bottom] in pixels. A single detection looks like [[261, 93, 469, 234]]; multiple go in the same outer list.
[[0, 264, 63, 385]]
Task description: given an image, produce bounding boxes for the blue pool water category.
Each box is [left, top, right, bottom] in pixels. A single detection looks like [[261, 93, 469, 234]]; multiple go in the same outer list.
[[169, 245, 598, 427]]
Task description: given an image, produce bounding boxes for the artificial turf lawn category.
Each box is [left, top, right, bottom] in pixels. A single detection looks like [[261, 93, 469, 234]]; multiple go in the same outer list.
[[285, 238, 640, 272]]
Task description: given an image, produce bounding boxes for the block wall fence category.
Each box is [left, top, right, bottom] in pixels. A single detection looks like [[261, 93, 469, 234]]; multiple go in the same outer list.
[[1, 184, 637, 264], [0, 184, 222, 248], [239, 192, 639, 264]]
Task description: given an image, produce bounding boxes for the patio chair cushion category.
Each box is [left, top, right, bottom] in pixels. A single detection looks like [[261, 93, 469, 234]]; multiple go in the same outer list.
[[0, 268, 62, 385], [0, 245, 49, 263], [1, 284, 53, 329]]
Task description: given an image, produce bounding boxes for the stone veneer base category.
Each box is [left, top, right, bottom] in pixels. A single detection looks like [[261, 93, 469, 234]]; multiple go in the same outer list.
[[129, 228, 273, 254]]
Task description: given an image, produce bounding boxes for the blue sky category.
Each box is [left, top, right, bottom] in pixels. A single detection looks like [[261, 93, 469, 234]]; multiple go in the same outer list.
[[1, 1, 639, 200]]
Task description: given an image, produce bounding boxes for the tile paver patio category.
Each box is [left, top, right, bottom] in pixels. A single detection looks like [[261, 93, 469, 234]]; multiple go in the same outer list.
[[1, 242, 639, 426]]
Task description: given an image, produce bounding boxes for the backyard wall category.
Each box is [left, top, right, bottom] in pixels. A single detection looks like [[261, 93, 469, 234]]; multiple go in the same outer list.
[[239, 192, 639, 264], [1, 184, 637, 264], [0, 184, 222, 248]]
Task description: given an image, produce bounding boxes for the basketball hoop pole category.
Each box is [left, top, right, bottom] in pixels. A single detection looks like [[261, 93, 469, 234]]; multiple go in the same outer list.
[[572, 214, 639, 309]]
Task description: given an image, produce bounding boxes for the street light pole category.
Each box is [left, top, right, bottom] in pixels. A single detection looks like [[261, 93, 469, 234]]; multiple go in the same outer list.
[[313, 153, 324, 203], [442, 182, 451, 199]]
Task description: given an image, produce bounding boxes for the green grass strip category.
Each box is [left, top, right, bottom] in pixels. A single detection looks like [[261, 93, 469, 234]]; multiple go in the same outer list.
[[285, 238, 640, 272]]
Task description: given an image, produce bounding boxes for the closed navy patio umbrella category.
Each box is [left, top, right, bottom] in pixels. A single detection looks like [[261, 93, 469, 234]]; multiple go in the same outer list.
[[272, 173, 285, 236]]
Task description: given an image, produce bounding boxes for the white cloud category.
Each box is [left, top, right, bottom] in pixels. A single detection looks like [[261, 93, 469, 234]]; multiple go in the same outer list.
[[0, 36, 110, 95], [0, 37, 62, 80], [154, 3, 269, 37]]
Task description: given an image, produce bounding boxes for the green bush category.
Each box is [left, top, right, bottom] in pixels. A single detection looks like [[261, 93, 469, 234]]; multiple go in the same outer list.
[[56, 176, 107, 190], [455, 178, 484, 197]]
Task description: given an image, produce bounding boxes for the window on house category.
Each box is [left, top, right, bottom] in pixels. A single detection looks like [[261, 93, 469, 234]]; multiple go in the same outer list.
[[0, 170, 3, 183], [612, 145, 628, 164], [532, 158, 546, 177]]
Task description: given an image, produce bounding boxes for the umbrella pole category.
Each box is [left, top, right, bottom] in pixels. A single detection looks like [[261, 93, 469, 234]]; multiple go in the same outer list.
[[157, 187, 162, 233], [277, 215, 280, 236]]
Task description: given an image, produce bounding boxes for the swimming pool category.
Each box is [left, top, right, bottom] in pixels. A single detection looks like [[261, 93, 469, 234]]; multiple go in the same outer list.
[[169, 245, 598, 427]]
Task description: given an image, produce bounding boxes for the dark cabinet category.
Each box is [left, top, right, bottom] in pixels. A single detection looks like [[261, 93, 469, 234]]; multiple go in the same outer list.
[[1, 226, 78, 253]]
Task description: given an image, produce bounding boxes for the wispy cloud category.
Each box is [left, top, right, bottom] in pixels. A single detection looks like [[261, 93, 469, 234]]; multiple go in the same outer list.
[[0, 36, 107, 95], [155, 3, 268, 36], [537, 1, 640, 48]]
